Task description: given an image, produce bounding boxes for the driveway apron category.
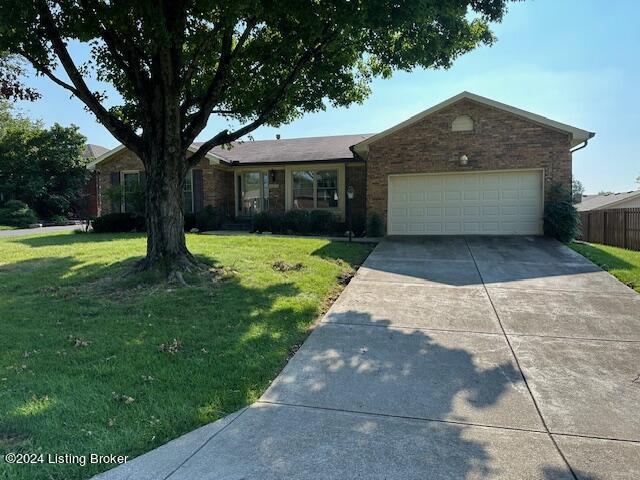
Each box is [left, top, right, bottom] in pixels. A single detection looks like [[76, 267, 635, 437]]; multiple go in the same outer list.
[[95, 236, 640, 480]]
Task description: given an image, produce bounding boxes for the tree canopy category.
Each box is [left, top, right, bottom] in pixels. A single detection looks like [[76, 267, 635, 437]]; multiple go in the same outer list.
[[0, 0, 513, 273], [0, 102, 87, 218], [0, 0, 510, 162]]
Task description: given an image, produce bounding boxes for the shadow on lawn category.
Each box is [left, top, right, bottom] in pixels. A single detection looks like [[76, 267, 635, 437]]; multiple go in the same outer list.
[[7, 232, 147, 248], [0, 250, 324, 480], [573, 242, 635, 270]]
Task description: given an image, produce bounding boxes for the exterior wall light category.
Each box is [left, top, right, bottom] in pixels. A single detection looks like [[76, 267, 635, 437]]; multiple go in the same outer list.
[[459, 154, 469, 166], [347, 186, 355, 199]]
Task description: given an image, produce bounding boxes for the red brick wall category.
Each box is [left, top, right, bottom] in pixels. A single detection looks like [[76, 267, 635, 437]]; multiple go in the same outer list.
[[366, 98, 572, 226]]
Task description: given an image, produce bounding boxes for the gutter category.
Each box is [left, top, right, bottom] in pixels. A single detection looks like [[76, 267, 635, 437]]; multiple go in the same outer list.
[[570, 132, 595, 153]]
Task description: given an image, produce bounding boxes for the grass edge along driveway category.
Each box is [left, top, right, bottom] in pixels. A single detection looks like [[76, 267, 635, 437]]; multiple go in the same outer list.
[[570, 241, 640, 293], [0, 232, 373, 480]]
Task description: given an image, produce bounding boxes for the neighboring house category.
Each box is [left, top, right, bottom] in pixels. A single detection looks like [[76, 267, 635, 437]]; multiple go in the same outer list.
[[83, 144, 110, 161], [82, 144, 109, 218], [87, 91, 594, 235], [576, 191, 640, 212]]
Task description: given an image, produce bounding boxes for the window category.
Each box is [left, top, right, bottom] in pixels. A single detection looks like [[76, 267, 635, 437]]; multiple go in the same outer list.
[[122, 171, 140, 213], [292, 171, 314, 209], [183, 169, 194, 214], [292, 169, 338, 209], [452, 115, 474, 132]]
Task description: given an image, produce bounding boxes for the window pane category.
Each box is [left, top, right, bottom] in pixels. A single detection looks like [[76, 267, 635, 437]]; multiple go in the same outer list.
[[292, 171, 314, 209], [316, 170, 338, 208], [183, 171, 193, 213], [123, 172, 140, 213]]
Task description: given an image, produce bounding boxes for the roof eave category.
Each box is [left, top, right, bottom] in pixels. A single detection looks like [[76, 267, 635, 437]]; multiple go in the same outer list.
[[86, 144, 226, 170], [351, 91, 595, 153]]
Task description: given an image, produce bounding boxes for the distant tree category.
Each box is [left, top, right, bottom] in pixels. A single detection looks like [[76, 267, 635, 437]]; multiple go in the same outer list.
[[571, 177, 584, 196], [0, 0, 512, 277], [0, 53, 39, 101], [0, 103, 87, 218], [597, 191, 614, 195], [636, 174, 639, 188]]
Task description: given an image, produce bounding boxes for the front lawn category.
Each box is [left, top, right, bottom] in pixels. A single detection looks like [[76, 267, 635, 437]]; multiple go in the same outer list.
[[570, 242, 640, 293], [0, 232, 372, 480]]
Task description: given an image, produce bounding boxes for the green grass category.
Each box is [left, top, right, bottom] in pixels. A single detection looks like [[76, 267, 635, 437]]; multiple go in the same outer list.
[[570, 242, 640, 293], [0, 232, 373, 480], [0, 225, 17, 231]]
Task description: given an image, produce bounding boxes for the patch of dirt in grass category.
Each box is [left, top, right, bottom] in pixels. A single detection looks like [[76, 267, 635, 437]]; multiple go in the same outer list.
[[0, 433, 31, 449], [272, 260, 304, 272]]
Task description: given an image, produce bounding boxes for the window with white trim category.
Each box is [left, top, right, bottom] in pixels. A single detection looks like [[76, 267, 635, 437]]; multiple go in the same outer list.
[[292, 169, 338, 209]]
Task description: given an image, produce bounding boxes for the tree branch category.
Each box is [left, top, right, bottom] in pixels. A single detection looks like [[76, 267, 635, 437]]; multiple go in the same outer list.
[[18, 49, 79, 95], [187, 32, 333, 167], [79, 0, 151, 104], [181, 18, 258, 145], [36, 1, 143, 155]]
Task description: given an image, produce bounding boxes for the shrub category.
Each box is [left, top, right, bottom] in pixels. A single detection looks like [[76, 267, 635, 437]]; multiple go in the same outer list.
[[283, 210, 311, 233], [252, 211, 272, 233], [367, 212, 384, 237], [0, 200, 38, 227], [184, 213, 197, 231], [49, 214, 69, 224], [92, 212, 146, 233], [543, 183, 580, 243], [195, 205, 223, 231], [309, 210, 338, 233]]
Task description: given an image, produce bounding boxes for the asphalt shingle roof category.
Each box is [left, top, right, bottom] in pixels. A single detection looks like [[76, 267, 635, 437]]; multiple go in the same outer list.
[[196, 134, 374, 164], [83, 144, 109, 159], [576, 191, 640, 211]]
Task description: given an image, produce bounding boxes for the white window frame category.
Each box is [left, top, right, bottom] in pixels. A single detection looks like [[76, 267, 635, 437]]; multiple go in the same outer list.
[[285, 163, 345, 218]]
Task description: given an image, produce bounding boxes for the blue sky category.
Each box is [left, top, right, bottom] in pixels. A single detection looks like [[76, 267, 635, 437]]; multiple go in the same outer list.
[[15, 0, 640, 194]]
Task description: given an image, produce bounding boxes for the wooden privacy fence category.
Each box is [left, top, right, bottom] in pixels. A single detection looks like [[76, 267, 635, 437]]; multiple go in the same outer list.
[[578, 208, 640, 251]]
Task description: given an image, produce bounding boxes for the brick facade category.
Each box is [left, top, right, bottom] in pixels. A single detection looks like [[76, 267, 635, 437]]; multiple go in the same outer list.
[[365, 98, 572, 226], [96, 149, 234, 215]]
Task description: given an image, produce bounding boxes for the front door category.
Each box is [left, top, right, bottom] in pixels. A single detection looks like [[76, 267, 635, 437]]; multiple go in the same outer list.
[[240, 172, 265, 216]]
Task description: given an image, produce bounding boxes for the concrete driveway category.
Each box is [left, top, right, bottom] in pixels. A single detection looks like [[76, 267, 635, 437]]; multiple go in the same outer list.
[[96, 236, 640, 480]]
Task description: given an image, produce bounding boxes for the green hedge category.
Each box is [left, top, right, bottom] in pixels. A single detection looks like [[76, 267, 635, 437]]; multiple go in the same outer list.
[[92, 212, 146, 233], [543, 183, 580, 243], [252, 210, 341, 235], [0, 200, 38, 227]]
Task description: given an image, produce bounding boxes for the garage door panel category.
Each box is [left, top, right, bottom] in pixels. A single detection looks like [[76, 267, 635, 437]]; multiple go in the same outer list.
[[388, 171, 542, 235]]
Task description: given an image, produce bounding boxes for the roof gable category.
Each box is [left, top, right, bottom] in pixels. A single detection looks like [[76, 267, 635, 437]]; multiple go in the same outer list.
[[352, 91, 595, 156]]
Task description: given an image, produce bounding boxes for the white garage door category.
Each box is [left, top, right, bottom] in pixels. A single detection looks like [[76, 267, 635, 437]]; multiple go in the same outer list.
[[388, 170, 543, 235]]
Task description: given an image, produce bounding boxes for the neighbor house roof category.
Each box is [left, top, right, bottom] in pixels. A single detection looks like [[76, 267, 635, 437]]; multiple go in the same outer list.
[[200, 134, 374, 165], [576, 190, 640, 211], [83, 144, 109, 159], [352, 91, 595, 157]]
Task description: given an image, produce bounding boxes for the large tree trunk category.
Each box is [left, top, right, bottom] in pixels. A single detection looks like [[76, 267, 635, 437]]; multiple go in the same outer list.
[[137, 144, 196, 273]]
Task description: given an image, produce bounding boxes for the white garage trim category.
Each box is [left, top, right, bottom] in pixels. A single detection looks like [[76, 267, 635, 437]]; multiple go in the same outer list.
[[387, 169, 544, 236]]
